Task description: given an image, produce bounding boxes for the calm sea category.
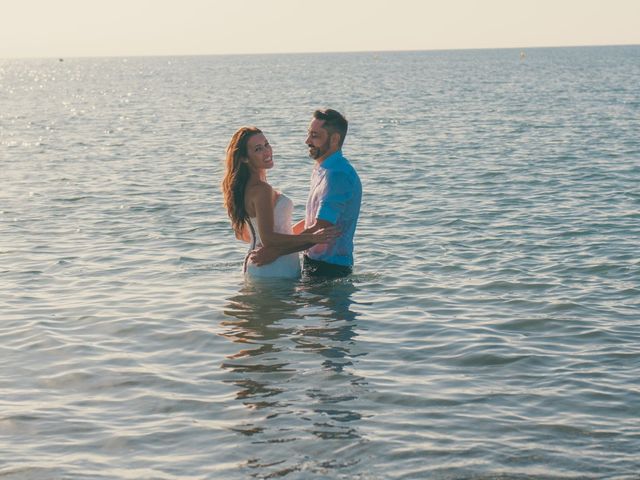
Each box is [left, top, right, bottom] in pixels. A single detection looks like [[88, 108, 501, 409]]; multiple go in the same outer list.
[[1, 46, 639, 479]]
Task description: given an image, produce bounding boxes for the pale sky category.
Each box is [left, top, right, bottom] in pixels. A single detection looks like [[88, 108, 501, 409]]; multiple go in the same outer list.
[[2, 0, 639, 59]]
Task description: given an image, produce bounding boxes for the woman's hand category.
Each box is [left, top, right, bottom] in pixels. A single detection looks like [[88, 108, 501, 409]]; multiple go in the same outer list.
[[310, 226, 340, 244], [250, 245, 280, 266]]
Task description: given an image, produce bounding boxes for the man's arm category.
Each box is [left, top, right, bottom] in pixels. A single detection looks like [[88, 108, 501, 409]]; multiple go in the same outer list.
[[292, 219, 305, 235]]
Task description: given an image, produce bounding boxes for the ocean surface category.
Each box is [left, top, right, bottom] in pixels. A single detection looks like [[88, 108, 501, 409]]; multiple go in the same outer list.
[[1, 45, 639, 479]]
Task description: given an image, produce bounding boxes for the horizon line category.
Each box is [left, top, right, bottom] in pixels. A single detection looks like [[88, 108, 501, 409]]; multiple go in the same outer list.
[[2, 42, 639, 61]]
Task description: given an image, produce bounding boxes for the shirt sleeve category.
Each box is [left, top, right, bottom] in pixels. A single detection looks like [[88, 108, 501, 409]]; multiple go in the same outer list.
[[317, 171, 352, 225]]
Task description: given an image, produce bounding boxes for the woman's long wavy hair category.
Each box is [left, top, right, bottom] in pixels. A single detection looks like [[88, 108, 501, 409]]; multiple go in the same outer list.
[[222, 126, 262, 237]]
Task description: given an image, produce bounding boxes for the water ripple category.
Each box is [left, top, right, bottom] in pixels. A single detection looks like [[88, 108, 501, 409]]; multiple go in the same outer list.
[[2, 48, 640, 479]]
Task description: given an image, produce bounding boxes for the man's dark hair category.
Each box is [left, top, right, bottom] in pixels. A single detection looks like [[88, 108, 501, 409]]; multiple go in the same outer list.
[[313, 109, 348, 147]]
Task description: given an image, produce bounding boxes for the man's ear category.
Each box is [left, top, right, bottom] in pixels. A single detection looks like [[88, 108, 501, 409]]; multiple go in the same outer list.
[[330, 132, 341, 150]]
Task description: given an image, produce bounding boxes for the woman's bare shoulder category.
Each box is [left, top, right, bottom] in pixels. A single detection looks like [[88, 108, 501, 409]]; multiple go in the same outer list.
[[245, 182, 274, 215], [245, 181, 273, 199]]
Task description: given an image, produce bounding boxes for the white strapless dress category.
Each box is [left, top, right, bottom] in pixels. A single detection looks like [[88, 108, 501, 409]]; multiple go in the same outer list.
[[244, 194, 302, 279]]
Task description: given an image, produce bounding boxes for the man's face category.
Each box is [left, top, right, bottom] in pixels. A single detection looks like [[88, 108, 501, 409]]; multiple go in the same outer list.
[[306, 118, 331, 161]]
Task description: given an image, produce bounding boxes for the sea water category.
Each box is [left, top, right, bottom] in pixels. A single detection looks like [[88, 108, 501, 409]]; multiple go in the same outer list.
[[1, 46, 639, 479]]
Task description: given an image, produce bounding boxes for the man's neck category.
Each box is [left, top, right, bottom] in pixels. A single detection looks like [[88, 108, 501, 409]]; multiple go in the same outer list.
[[316, 148, 340, 166]]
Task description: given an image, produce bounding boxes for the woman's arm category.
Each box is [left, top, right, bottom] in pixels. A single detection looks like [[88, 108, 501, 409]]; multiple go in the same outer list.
[[249, 218, 336, 266], [235, 223, 251, 243], [251, 184, 337, 248]]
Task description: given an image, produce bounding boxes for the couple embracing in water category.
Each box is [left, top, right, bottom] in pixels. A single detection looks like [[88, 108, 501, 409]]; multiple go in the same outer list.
[[222, 109, 362, 280]]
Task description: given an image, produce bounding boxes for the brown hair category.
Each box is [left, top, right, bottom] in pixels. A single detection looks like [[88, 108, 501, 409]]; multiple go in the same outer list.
[[313, 109, 348, 147], [222, 126, 262, 236]]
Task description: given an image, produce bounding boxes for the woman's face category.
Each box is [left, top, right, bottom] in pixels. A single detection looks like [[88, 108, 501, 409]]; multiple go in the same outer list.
[[245, 133, 273, 171]]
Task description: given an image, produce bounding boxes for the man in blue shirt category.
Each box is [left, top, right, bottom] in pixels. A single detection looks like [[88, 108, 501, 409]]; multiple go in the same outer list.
[[251, 109, 362, 278]]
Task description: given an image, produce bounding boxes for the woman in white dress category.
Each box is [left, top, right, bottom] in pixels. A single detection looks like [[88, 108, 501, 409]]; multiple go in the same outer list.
[[222, 127, 337, 278]]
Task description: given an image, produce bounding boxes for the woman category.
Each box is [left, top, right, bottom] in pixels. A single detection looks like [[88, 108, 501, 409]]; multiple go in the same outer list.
[[222, 127, 337, 278]]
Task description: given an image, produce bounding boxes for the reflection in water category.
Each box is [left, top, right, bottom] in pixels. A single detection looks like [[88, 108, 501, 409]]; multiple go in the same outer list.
[[220, 277, 367, 476]]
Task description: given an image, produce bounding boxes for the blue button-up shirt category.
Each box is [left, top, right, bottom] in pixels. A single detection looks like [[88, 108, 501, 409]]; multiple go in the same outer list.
[[305, 150, 362, 267]]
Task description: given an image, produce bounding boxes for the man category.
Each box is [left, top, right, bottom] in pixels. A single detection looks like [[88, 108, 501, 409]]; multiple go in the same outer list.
[[251, 108, 362, 278]]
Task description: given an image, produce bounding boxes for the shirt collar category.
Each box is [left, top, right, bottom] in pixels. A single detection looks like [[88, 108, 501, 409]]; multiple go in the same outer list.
[[318, 150, 344, 170]]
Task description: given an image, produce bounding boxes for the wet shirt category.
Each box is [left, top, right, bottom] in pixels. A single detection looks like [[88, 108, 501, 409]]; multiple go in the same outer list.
[[305, 150, 362, 267]]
